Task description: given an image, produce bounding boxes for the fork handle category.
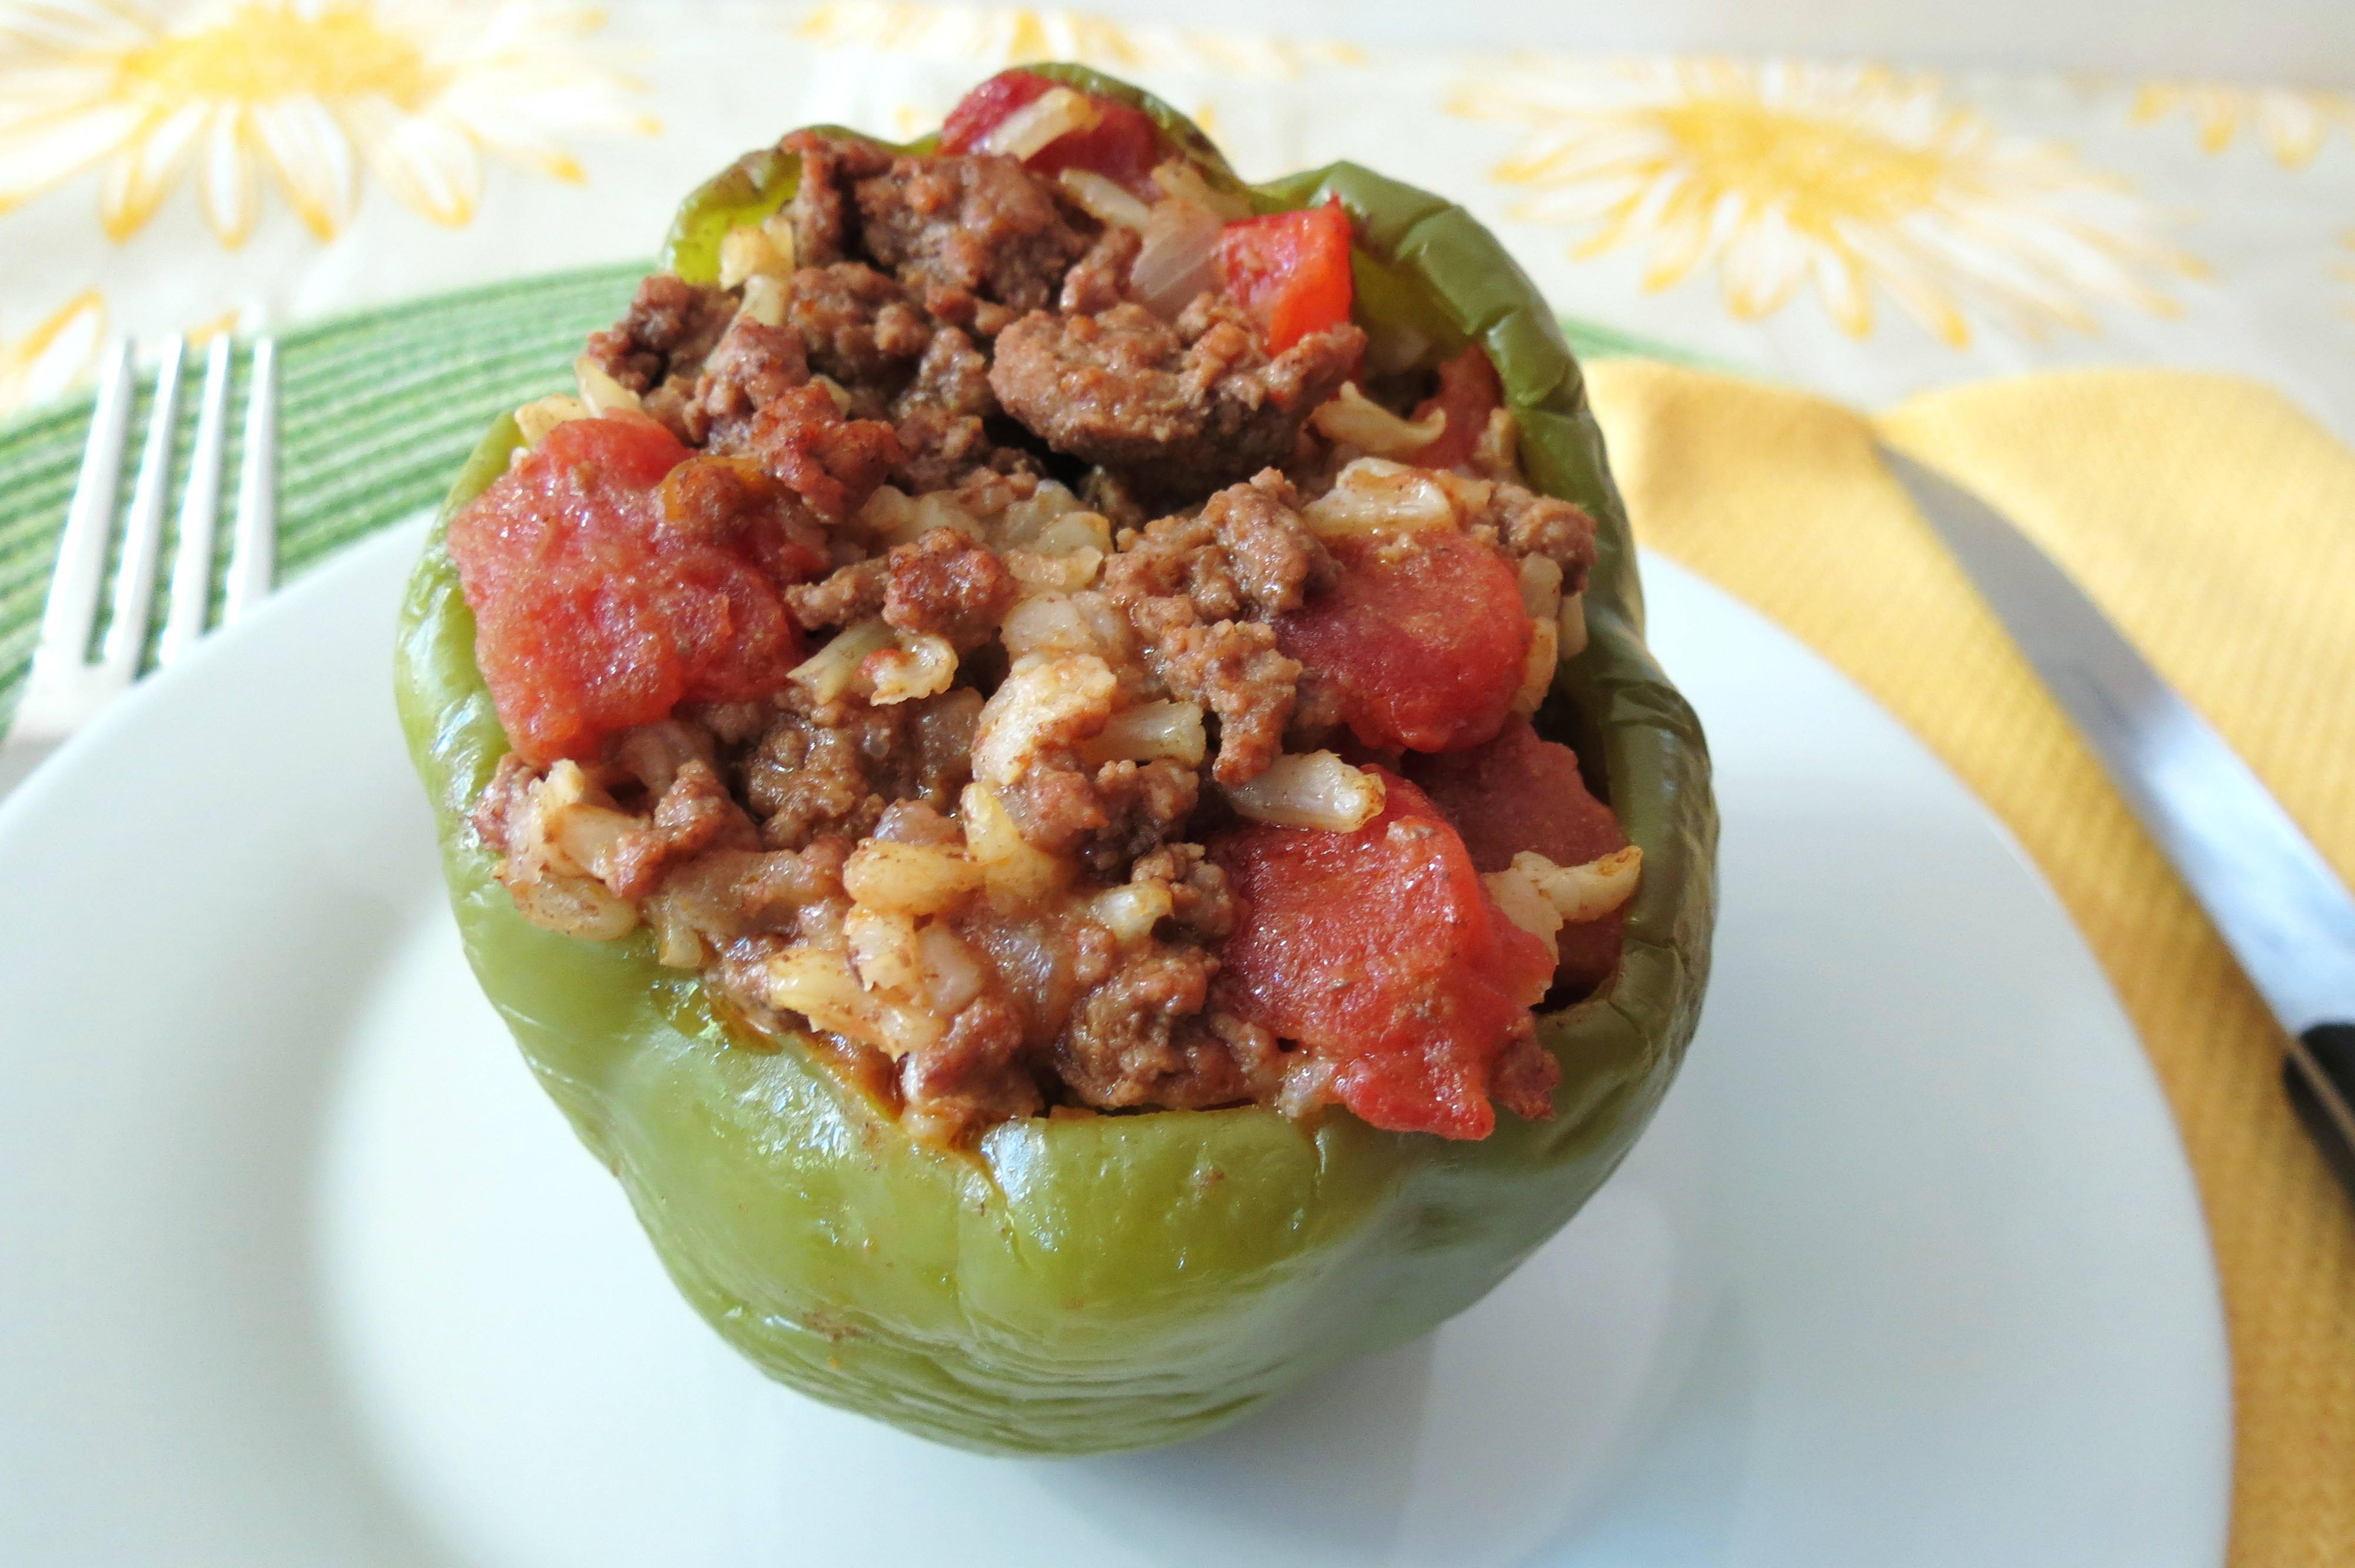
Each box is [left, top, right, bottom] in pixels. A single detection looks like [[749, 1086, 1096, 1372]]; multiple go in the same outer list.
[[2286, 1024, 2355, 1204]]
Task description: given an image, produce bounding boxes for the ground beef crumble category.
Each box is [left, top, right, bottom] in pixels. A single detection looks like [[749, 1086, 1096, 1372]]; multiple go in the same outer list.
[[744, 686, 980, 849], [854, 152, 1094, 330], [469, 125, 1626, 1144], [585, 274, 737, 411], [989, 299, 1365, 493], [785, 263, 933, 401], [884, 527, 1017, 646]]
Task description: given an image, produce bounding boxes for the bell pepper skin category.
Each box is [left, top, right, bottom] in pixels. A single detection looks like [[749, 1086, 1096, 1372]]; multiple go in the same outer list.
[[660, 145, 802, 289], [396, 69, 1717, 1457]]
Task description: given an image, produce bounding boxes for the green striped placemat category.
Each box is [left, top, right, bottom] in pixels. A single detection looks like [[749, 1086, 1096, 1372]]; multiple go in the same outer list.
[[0, 261, 1691, 730]]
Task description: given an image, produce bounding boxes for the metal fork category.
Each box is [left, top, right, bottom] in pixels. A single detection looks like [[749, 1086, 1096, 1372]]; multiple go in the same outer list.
[[0, 334, 277, 798]]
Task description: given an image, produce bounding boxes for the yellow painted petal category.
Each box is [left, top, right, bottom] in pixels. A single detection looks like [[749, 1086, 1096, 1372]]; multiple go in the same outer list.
[[2129, 82, 2177, 124], [198, 106, 258, 249], [0, 99, 146, 214], [1457, 57, 2193, 348], [2191, 87, 2241, 153], [1638, 203, 1719, 292], [98, 101, 205, 241], [1, 0, 151, 53], [1720, 211, 1806, 320], [1564, 187, 1661, 257], [248, 95, 356, 240], [0, 289, 106, 416], [0, 68, 141, 139], [350, 98, 480, 227], [1810, 246, 1875, 338], [1860, 240, 1974, 348], [187, 307, 243, 347], [2256, 94, 2327, 169]]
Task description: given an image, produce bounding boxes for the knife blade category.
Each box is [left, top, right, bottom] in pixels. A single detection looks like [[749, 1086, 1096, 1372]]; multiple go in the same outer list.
[[1879, 444, 2355, 1199]]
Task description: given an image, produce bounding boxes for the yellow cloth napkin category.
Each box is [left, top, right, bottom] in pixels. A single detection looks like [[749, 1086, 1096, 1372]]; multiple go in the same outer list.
[[1583, 361, 2355, 1566]]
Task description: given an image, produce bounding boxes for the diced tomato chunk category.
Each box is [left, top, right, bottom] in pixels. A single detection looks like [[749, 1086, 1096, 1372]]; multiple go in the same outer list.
[[447, 416, 811, 766], [1407, 342, 1504, 469], [1218, 197, 1355, 356], [940, 69, 1049, 153], [1276, 531, 1530, 754], [1410, 717, 1631, 994], [1210, 771, 1555, 1140], [940, 68, 1165, 195]]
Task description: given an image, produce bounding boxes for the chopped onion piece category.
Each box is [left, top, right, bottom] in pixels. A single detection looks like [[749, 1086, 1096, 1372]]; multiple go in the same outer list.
[[1000, 590, 1135, 666], [1301, 457, 1460, 540], [718, 221, 795, 288], [1092, 882, 1173, 945], [790, 617, 895, 704], [1310, 383, 1448, 457], [740, 272, 788, 327], [1004, 547, 1103, 595], [979, 86, 1100, 161], [1027, 511, 1113, 557], [866, 631, 957, 705], [1223, 752, 1386, 831], [760, 945, 943, 1057], [643, 894, 706, 969], [528, 760, 632, 885], [845, 903, 924, 997], [510, 872, 638, 942], [1518, 554, 1564, 619], [844, 839, 983, 916], [1435, 471, 1495, 512], [973, 654, 1118, 792], [961, 783, 1071, 908], [1057, 168, 1152, 230], [1276, 1052, 1336, 1118], [917, 924, 986, 1014], [1482, 865, 1564, 961], [513, 393, 590, 448], [1511, 614, 1559, 717], [549, 799, 636, 888], [573, 353, 642, 415], [1512, 845, 1643, 923], [993, 481, 1091, 548], [860, 485, 983, 548], [1151, 158, 1253, 220], [1558, 591, 1588, 659], [1133, 198, 1225, 318], [1078, 700, 1206, 767], [1474, 406, 1520, 473]]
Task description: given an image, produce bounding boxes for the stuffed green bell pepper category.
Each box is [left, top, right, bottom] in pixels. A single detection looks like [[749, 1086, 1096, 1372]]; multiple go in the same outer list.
[[394, 65, 1716, 1456]]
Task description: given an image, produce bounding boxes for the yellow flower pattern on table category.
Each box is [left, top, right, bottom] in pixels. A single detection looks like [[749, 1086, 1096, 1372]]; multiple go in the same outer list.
[[2132, 82, 2355, 169], [795, 1, 1361, 81], [0, 0, 656, 248], [0, 291, 105, 418], [1451, 59, 2206, 348]]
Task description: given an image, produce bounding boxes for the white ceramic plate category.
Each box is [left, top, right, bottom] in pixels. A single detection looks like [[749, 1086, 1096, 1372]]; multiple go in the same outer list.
[[0, 521, 2229, 1567]]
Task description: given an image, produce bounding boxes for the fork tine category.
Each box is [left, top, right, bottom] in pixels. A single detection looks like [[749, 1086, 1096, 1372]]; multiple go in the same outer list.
[[158, 334, 233, 667], [35, 340, 136, 669], [99, 335, 185, 679], [223, 337, 276, 625]]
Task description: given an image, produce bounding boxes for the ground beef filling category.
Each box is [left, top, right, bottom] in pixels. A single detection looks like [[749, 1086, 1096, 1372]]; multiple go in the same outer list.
[[463, 128, 1630, 1144]]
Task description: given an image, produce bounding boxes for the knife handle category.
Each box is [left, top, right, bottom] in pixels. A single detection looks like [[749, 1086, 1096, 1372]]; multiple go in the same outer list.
[[2284, 1024, 2355, 1203]]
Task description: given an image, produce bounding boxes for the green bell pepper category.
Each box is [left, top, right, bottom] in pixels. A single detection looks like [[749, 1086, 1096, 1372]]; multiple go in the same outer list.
[[394, 68, 1717, 1457]]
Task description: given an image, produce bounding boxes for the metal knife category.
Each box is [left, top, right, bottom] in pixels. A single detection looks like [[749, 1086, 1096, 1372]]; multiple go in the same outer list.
[[1879, 444, 2355, 1200]]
